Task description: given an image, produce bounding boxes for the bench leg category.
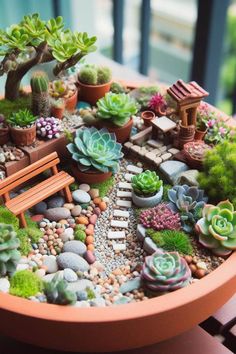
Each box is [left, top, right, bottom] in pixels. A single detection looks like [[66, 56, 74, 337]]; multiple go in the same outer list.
[[63, 186, 73, 203], [19, 213, 27, 228]]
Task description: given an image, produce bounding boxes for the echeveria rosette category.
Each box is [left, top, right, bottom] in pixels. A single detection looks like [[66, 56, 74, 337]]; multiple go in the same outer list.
[[168, 184, 207, 233], [196, 200, 236, 256], [96, 92, 138, 127], [141, 249, 191, 292], [67, 127, 123, 173], [132, 170, 163, 196]]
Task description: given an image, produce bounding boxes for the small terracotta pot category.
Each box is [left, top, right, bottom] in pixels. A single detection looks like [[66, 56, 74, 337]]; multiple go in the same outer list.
[[65, 89, 78, 111], [71, 164, 112, 184], [51, 106, 65, 120], [10, 124, 36, 146], [194, 128, 207, 140], [0, 126, 10, 145], [96, 118, 133, 143], [141, 111, 155, 126], [78, 80, 111, 106]]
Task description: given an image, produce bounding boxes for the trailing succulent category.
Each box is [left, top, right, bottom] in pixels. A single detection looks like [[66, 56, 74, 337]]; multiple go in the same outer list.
[[96, 92, 138, 127], [140, 203, 181, 231], [0, 224, 21, 277], [141, 249, 192, 292], [168, 185, 207, 233], [196, 200, 236, 256], [67, 127, 123, 173], [132, 170, 163, 197], [44, 274, 77, 305]]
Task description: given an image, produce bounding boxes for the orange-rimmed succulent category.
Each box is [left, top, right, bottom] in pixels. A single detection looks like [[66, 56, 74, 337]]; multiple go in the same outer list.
[[195, 200, 236, 256]]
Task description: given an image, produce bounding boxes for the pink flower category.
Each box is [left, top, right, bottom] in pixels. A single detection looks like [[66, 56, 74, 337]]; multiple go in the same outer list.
[[219, 126, 227, 135], [148, 93, 166, 111], [207, 119, 216, 128]]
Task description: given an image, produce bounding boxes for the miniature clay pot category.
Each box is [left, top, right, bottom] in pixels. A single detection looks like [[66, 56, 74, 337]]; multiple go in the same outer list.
[[0, 252, 235, 352], [71, 163, 112, 184], [178, 124, 195, 149], [96, 118, 133, 143], [132, 186, 163, 208], [0, 126, 10, 145], [194, 128, 207, 141], [51, 105, 65, 120], [77, 80, 111, 106], [64, 89, 78, 111], [141, 110, 155, 126], [10, 124, 36, 146]]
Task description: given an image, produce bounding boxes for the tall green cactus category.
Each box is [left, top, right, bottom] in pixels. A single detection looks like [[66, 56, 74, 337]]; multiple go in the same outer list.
[[30, 71, 50, 117], [0, 224, 21, 277]]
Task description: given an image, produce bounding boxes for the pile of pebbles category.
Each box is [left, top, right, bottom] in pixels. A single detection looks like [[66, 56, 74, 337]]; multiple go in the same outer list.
[[0, 145, 24, 164]]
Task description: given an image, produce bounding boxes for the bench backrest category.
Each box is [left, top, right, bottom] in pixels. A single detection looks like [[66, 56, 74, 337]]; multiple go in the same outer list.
[[0, 152, 60, 197]]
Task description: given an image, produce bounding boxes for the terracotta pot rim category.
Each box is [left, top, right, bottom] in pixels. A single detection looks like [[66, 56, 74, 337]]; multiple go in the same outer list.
[[77, 79, 112, 89], [9, 124, 36, 131], [0, 251, 235, 322]]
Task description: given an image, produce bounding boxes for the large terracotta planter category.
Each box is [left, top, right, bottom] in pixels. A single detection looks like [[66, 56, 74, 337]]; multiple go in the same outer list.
[[78, 80, 111, 106], [71, 164, 112, 184], [10, 125, 36, 146], [96, 118, 133, 143], [0, 252, 235, 352]]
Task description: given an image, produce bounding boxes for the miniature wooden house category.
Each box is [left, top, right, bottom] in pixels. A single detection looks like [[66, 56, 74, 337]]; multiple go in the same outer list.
[[167, 80, 209, 127]]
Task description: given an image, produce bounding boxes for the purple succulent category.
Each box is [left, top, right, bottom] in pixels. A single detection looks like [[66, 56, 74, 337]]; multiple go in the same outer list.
[[141, 249, 192, 292], [140, 203, 181, 231], [36, 117, 62, 139]]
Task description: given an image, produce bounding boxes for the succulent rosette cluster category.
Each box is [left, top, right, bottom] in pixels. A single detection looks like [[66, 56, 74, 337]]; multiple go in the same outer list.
[[140, 203, 181, 231], [67, 127, 123, 173], [132, 170, 162, 196], [168, 185, 207, 232], [141, 249, 191, 292], [36, 117, 62, 139], [196, 200, 236, 256]]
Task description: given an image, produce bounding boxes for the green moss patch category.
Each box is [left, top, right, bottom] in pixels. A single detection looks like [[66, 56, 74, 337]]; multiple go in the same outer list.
[[0, 206, 19, 230], [0, 94, 31, 119], [90, 176, 115, 197], [10, 270, 43, 298]]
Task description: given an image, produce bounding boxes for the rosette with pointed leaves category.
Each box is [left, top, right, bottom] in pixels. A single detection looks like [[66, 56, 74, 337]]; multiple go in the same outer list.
[[196, 200, 236, 256], [141, 249, 191, 292], [168, 184, 207, 233], [132, 170, 163, 197], [0, 224, 21, 277], [67, 127, 123, 173], [97, 92, 138, 127]]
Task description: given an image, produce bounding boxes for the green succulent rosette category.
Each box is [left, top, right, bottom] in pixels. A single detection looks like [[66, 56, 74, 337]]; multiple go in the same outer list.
[[67, 127, 123, 173], [132, 170, 163, 196], [196, 200, 236, 256], [141, 249, 191, 292], [97, 92, 138, 127]]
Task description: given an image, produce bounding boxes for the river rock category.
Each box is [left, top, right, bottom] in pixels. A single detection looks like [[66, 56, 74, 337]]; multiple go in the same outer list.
[[63, 268, 78, 282], [63, 240, 87, 256], [47, 196, 65, 208], [176, 169, 199, 187], [57, 252, 89, 272], [67, 279, 94, 293], [90, 298, 106, 307], [71, 205, 82, 217], [0, 278, 10, 293], [114, 296, 131, 305], [119, 277, 142, 294], [43, 255, 59, 274], [72, 190, 91, 204], [159, 161, 189, 184], [34, 201, 47, 214], [43, 271, 64, 282], [44, 207, 71, 221], [60, 227, 74, 242], [84, 250, 96, 264], [79, 183, 90, 192], [89, 188, 99, 199]]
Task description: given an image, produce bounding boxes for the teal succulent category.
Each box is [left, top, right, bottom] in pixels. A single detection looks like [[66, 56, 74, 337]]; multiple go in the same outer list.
[[168, 184, 207, 233], [132, 170, 163, 196], [141, 249, 191, 292], [67, 127, 123, 173], [196, 200, 236, 256], [43, 274, 77, 305], [97, 92, 138, 127], [0, 224, 21, 276]]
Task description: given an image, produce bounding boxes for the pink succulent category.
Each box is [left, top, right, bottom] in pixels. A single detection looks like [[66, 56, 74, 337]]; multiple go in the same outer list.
[[148, 93, 167, 112], [140, 203, 181, 231], [219, 126, 227, 135], [206, 119, 216, 128]]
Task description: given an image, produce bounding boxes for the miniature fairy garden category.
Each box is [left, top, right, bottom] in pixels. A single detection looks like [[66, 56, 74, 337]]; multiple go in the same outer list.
[[0, 13, 236, 308]]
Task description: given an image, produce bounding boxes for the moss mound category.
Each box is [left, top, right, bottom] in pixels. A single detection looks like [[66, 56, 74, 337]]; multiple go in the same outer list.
[[0, 94, 31, 119], [10, 270, 43, 298]]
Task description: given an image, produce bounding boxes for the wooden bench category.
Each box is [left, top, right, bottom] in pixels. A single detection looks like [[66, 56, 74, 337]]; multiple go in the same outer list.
[[0, 152, 75, 228]]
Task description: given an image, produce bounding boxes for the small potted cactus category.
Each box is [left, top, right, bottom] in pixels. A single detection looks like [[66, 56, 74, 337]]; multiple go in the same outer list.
[[30, 71, 50, 118], [131, 170, 163, 207], [96, 92, 138, 143], [6, 109, 37, 146], [0, 114, 10, 145], [0, 223, 21, 277], [78, 64, 112, 105], [67, 127, 123, 183], [49, 79, 77, 111]]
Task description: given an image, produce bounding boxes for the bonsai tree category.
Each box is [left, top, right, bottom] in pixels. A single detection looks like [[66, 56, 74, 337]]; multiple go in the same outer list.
[[0, 13, 97, 100]]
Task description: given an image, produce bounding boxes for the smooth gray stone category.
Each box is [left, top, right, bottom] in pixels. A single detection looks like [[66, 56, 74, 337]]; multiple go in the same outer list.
[[57, 252, 89, 272], [63, 240, 87, 256], [159, 160, 189, 184], [119, 277, 142, 294], [143, 237, 158, 254]]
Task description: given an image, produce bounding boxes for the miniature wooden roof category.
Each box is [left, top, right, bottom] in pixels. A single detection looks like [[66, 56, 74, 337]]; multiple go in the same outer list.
[[167, 80, 209, 104]]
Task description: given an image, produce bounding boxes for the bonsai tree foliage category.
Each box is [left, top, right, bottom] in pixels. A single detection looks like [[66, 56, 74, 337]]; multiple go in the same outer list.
[[0, 13, 97, 100]]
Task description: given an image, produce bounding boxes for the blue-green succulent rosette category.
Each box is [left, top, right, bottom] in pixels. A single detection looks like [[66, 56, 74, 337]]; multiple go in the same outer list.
[[67, 127, 123, 173], [141, 249, 191, 292], [196, 200, 236, 256]]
